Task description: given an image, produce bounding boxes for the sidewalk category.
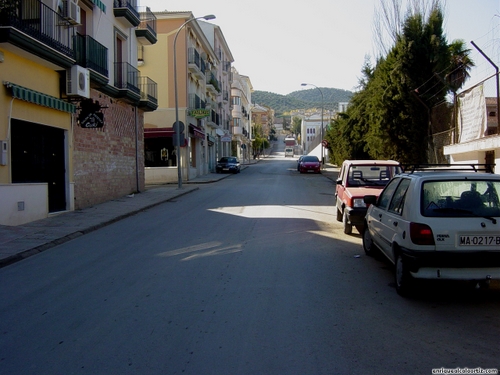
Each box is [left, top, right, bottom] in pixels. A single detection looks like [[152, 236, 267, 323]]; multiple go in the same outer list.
[[0, 160, 338, 268], [0, 164, 250, 268]]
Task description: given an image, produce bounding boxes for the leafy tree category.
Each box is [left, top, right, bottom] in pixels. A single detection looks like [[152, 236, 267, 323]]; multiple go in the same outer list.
[[325, 0, 473, 164], [291, 116, 302, 137]]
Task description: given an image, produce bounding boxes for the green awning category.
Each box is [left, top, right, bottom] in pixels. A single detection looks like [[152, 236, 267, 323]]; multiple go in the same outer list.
[[3, 81, 76, 113], [90, 0, 106, 12]]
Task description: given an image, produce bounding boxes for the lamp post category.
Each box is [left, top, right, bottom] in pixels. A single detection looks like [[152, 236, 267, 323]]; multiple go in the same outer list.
[[301, 83, 324, 166], [173, 14, 216, 189]]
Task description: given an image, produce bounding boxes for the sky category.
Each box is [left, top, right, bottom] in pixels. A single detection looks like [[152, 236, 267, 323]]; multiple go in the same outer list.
[[140, 0, 500, 96]]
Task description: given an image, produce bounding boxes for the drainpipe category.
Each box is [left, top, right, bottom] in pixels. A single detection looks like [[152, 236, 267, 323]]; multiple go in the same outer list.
[[135, 105, 140, 193]]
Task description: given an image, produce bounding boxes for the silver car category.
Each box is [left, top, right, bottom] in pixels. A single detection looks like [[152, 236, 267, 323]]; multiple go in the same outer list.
[[363, 164, 500, 296]]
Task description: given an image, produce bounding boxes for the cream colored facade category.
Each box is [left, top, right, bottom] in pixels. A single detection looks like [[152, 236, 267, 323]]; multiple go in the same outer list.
[[140, 11, 234, 182], [231, 68, 253, 162]]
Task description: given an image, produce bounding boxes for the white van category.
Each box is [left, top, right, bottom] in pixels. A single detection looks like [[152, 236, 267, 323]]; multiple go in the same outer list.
[[285, 147, 294, 157]]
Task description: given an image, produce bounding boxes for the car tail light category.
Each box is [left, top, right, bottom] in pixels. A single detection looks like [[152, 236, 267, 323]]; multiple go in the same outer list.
[[409, 222, 435, 245]]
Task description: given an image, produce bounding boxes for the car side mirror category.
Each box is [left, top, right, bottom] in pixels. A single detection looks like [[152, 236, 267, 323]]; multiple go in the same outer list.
[[336, 179, 342, 185], [364, 195, 377, 205]]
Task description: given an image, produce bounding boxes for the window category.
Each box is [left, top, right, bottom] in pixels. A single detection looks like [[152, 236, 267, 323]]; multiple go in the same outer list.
[[378, 178, 401, 210], [388, 178, 410, 215], [422, 180, 500, 217], [231, 96, 241, 106]]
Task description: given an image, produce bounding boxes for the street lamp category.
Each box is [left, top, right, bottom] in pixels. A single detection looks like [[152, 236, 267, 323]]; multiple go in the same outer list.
[[301, 83, 324, 166], [173, 14, 216, 189]]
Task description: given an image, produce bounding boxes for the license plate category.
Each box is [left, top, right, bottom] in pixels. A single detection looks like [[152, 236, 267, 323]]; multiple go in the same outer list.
[[459, 235, 500, 246], [223, 168, 229, 171]]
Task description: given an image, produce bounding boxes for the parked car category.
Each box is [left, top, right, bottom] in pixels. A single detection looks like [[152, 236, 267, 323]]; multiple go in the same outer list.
[[362, 164, 500, 296], [298, 155, 321, 174], [335, 160, 402, 234], [216, 156, 240, 173]]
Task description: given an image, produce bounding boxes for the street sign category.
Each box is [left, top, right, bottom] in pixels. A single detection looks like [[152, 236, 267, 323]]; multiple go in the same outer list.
[[173, 121, 185, 134], [173, 121, 185, 146]]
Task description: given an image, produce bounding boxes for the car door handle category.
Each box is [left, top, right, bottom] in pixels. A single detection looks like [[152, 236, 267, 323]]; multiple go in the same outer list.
[[393, 221, 398, 227]]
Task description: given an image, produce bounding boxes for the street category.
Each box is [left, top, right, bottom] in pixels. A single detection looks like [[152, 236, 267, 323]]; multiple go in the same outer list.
[[1, 154, 499, 375]]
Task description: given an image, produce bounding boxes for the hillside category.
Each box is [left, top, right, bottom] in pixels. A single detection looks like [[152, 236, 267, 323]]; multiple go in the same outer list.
[[252, 88, 353, 117]]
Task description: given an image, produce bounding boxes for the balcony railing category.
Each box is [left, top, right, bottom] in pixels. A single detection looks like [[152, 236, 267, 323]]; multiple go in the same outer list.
[[188, 47, 205, 78], [206, 71, 220, 93], [188, 93, 206, 110], [73, 34, 108, 77], [114, 62, 140, 94], [113, 0, 140, 27], [136, 6, 156, 45], [139, 76, 157, 100], [0, 0, 75, 60]]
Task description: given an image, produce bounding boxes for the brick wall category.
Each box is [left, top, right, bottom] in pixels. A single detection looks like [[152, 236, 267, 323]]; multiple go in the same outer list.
[[73, 94, 145, 210]]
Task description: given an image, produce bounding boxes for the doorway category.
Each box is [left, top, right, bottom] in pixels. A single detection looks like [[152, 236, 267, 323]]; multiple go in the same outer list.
[[11, 120, 67, 212]]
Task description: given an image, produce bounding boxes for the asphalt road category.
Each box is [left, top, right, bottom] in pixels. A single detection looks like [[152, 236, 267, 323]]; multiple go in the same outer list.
[[1, 154, 499, 375]]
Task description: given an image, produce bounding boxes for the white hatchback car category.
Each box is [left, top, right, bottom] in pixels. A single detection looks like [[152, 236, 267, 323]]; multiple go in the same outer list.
[[362, 164, 500, 296]]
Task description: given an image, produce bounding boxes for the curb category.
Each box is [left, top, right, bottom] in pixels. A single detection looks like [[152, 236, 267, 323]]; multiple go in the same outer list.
[[0, 186, 199, 269]]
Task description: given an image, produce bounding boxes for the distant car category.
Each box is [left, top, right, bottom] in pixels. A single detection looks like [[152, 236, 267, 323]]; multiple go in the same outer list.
[[335, 160, 402, 234], [363, 164, 500, 296], [298, 155, 321, 174], [216, 156, 240, 174]]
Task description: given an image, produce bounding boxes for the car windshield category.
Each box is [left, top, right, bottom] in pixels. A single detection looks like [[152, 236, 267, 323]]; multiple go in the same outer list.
[[219, 157, 237, 163], [303, 156, 319, 162], [422, 179, 500, 218], [347, 165, 402, 187]]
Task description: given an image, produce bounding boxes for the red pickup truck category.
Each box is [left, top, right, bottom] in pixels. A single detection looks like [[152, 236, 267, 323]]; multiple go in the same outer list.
[[335, 160, 401, 234]]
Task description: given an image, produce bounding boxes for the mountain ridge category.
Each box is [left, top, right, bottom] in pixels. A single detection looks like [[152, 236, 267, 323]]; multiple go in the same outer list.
[[252, 88, 353, 116]]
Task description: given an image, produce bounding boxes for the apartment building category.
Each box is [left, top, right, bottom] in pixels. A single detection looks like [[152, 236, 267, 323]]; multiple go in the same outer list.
[[231, 67, 253, 162], [0, 0, 158, 225], [199, 20, 234, 171], [141, 11, 232, 183]]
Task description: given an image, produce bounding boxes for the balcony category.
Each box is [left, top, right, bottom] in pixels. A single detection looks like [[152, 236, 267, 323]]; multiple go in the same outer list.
[[189, 93, 207, 109], [222, 61, 231, 75], [0, 0, 75, 69], [73, 34, 108, 85], [206, 72, 220, 95], [188, 47, 205, 80], [139, 76, 158, 112], [113, 0, 140, 28], [114, 62, 141, 103], [135, 7, 156, 45]]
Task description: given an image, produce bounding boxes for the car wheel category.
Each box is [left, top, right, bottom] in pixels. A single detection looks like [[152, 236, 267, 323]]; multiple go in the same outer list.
[[362, 226, 376, 256], [395, 252, 413, 297], [342, 210, 352, 234]]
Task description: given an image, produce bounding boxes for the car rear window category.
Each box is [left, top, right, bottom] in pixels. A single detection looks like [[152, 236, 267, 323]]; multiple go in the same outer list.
[[348, 165, 402, 187], [422, 180, 500, 217]]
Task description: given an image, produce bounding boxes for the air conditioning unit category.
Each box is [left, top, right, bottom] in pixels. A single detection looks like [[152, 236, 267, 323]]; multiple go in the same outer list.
[[63, 0, 81, 25], [67, 65, 90, 98]]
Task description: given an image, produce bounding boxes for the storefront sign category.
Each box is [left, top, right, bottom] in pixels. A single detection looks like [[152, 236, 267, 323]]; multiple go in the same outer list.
[[221, 133, 232, 142], [78, 99, 105, 128], [189, 109, 211, 119], [79, 111, 104, 128]]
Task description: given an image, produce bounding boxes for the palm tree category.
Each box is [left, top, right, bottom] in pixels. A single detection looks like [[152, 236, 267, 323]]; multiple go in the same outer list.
[[446, 40, 475, 93]]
